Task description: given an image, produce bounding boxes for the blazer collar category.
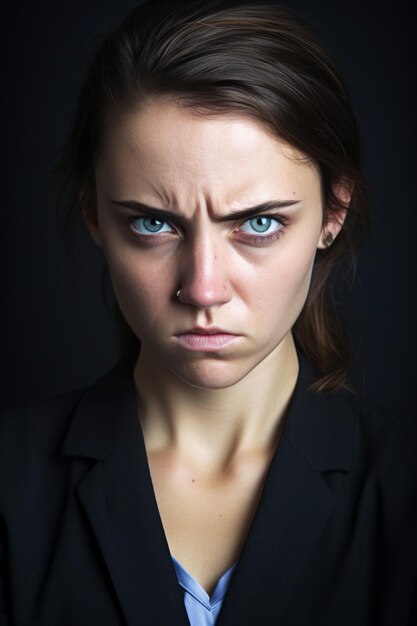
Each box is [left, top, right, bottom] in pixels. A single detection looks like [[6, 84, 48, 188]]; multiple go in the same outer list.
[[62, 348, 355, 626], [62, 352, 190, 625], [281, 353, 354, 472], [217, 351, 355, 625], [61, 355, 139, 460]]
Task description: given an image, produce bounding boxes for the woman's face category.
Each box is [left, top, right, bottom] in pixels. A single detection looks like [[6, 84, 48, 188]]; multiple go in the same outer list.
[[87, 99, 337, 389]]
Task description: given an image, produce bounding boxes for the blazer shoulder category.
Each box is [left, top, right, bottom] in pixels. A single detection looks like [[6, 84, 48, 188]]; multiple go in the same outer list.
[[346, 392, 417, 441], [0, 357, 133, 481], [344, 393, 417, 486], [0, 385, 86, 429], [0, 387, 86, 479]]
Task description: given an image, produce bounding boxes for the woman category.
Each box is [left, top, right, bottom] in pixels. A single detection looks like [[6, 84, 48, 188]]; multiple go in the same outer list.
[[1, 1, 416, 624]]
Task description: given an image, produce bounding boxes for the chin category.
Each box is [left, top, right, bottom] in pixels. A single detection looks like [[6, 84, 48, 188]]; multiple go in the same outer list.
[[168, 357, 259, 391]]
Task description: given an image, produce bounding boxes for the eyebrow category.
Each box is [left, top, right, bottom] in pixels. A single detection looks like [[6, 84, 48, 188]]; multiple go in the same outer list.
[[109, 199, 300, 223]]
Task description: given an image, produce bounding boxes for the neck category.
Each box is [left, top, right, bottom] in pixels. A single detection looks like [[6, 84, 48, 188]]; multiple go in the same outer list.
[[133, 333, 299, 472]]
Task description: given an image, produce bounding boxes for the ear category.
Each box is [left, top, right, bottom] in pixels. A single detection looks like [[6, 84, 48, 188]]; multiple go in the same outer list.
[[317, 178, 352, 250], [79, 186, 103, 248]]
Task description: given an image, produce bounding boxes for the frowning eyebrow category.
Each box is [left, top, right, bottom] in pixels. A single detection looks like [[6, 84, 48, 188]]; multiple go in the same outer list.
[[110, 199, 300, 223]]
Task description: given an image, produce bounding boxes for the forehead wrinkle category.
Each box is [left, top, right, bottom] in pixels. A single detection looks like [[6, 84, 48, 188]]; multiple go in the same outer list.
[[157, 186, 252, 223], [159, 157, 262, 219], [144, 161, 229, 219], [136, 167, 286, 223]]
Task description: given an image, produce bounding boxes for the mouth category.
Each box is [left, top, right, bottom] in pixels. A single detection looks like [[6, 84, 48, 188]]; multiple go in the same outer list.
[[174, 327, 240, 351]]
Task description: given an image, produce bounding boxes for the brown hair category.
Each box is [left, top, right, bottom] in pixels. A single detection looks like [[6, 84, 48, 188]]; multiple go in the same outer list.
[[53, 0, 370, 392]]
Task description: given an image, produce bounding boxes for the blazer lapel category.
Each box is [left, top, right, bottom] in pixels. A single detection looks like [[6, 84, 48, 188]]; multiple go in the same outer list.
[[62, 350, 354, 626], [62, 357, 189, 626], [217, 354, 355, 626]]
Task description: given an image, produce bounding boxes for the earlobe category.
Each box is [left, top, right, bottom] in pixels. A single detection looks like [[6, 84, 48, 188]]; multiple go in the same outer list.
[[317, 210, 347, 249], [317, 178, 352, 250], [320, 230, 335, 248], [79, 187, 103, 248]]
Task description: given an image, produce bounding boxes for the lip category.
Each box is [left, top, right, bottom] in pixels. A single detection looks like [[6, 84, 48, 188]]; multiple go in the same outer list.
[[175, 327, 240, 351]]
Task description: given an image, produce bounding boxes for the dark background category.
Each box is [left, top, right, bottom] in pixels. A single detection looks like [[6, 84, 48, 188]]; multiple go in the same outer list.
[[1, 0, 415, 414]]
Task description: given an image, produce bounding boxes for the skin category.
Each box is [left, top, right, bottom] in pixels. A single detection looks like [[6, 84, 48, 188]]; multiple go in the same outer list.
[[82, 98, 348, 592]]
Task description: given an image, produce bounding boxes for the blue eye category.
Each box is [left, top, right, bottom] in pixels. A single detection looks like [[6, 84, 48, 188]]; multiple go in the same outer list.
[[131, 216, 173, 235], [240, 216, 282, 235]]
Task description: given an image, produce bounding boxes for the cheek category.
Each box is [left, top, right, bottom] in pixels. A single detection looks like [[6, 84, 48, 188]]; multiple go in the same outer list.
[[257, 246, 316, 323], [104, 251, 173, 335]]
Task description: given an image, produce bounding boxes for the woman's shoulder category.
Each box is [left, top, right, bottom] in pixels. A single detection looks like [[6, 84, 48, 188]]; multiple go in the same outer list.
[[0, 386, 86, 473], [333, 390, 417, 495], [329, 378, 416, 447], [0, 357, 131, 432], [322, 392, 417, 504], [293, 352, 417, 483], [297, 350, 417, 453], [0, 357, 134, 470], [345, 391, 417, 449]]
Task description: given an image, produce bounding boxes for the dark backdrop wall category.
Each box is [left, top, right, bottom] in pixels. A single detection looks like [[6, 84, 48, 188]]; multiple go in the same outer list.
[[1, 0, 415, 415]]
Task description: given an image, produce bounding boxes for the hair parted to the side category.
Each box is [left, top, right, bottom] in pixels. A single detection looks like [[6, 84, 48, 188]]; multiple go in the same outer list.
[[53, 0, 370, 393]]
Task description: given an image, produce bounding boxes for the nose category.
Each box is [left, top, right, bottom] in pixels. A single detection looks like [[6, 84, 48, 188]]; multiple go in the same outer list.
[[178, 233, 232, 309]]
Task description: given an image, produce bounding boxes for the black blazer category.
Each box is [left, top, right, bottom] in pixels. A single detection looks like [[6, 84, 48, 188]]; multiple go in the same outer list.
[[1, 352, 416, 626]]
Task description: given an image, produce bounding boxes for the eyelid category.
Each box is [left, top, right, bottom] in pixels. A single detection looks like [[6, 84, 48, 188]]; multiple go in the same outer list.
[[235, 212, 288, 228]]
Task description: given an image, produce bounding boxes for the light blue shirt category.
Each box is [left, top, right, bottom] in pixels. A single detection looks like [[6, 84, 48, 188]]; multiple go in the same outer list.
[[172, 556, 236, 626]]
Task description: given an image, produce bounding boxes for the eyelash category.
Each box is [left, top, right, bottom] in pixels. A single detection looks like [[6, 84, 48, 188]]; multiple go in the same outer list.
[[128, 213, 288, 245]]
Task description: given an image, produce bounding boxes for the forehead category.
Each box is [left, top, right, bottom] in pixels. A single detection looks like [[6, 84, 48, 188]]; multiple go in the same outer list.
[[96, 99, 320, 210]]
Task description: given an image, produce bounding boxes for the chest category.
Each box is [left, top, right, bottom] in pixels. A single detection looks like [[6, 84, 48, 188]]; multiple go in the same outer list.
[[146, 450, 272, 594]]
